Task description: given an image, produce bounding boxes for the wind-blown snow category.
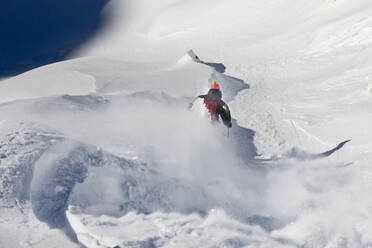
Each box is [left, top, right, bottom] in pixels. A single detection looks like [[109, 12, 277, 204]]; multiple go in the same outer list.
[[2, 0, 372, 247]]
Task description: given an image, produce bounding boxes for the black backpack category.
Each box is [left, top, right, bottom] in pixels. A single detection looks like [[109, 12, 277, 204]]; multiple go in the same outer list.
[[206, 89, 222, 104]]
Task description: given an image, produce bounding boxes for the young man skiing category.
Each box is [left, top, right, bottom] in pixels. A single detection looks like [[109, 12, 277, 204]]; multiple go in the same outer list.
[[189, 81, 232, 128]]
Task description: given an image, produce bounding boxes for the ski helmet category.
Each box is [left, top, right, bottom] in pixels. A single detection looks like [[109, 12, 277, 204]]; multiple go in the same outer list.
[[210, 81, 220, 90]]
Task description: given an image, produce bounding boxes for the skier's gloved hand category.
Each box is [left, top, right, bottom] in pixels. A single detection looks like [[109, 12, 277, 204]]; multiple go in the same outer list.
[[227, 122, 232, 128]]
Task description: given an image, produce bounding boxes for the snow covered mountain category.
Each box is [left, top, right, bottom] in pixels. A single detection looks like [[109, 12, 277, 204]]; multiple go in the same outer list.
[[1, 0, 372, 247]]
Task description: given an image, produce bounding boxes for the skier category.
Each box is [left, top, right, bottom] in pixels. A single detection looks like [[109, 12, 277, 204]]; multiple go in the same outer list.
[[189, 81, 232, 128]]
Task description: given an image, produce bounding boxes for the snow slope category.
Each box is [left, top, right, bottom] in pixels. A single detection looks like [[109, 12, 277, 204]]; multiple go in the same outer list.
[[2, 0, 372, 247]]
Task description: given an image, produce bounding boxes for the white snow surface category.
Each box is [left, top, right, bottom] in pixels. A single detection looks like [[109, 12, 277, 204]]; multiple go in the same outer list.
[[0, 63, 96, 104], [2, 0, 372, 247]]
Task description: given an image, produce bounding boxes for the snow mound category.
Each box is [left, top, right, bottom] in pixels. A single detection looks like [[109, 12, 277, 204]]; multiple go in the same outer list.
[[0, 62, 96, 104]]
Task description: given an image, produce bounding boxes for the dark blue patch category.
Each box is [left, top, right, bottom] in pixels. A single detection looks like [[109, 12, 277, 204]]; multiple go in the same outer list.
[[0, 0, 109, 77]]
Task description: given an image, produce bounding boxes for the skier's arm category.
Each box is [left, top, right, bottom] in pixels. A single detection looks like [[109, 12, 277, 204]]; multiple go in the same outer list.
[[188, 95, 206, 109], [219, 101, 232, 128]]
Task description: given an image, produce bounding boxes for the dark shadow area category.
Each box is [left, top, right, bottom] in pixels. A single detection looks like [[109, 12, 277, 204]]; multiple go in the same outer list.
[[201, 62, 226, 73], [318, 139, 351, 158], [284, 139, 351, 160], [230, 119, 258, 163], [187, 49, 226, 73], [30, 143, 99, 242], [0, 0, 110, 77], [255, 140, 352, 163]]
